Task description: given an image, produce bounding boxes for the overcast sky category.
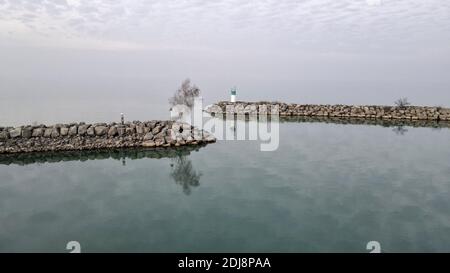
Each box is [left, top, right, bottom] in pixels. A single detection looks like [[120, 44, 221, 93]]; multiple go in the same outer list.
[[1, 0, 450, 124]]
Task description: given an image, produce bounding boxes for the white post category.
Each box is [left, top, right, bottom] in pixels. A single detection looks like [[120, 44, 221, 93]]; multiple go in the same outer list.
[[230, 87, 236, 103]]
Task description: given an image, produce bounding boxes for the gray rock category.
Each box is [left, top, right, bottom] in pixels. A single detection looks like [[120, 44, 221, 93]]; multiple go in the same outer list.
[[94, 126, 107, 136], [32, 128, 44, 137], [51, 127, 60, 138], [117, 127, 125, 136], [225, 104, 235, 114], [155, 138, 165, 147], [142, 140, 155, 147], [0, 131, 9, 140], [87, 127, 95, 136], [204, 132, 216, 142], [206, 104, 222, 114], [186, 136, 194, 143], [44, 128, 53, 138], [152, 126, 161, 135], [125, 127, 135, 135], [22, 127, 32, 138], [165, 136, 176, 145], [172, 123, 181, 133], [78, 125, 88, 135], [136, 125, 144, 134], [143, 132, 154, 140], [235, 104, 245, 114], [258, 104, 268, 114], [108, 126, 118, 137], [181, 130, 191, 140], [9, 128, 22, 138], [69, 126, 78, 136], [60, 127, 69, 136]]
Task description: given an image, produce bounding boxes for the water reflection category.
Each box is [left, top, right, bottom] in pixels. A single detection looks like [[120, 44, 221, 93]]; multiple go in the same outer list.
[[1, 119, 450, 252], [170, 155, 202, 195], [279, 116, 450, 130], [392, 126, 408, 135], [0, 145, 208, 166]]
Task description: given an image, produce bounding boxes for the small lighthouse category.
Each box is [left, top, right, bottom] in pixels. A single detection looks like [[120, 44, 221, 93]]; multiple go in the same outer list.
[[230, 87, 237, 103]]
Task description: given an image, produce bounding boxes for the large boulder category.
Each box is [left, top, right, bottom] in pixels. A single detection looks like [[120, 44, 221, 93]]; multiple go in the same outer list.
[[117, 127, 126, 136], [271, 105, 280, 115], [235, 104, 245, 114], [152, 126, 161, 135], [69, 126, 78, 136], [143, 132, 154, 140], [51, 127, 60, 138], [258, 104, 268, 114], [0, 131, 9, 140], [108, 126, 118, 137], [22, 127, 33, 138], [155, 138, 165, 147], [203, 132, 216, 142], [171, 123, 181, 133], [9, 128, 22, 138], [94, 126, 107, 136], [44, 128, 53, 138], [244, 104, 258, 115], [78, 125, 88, 135], [225, 105, 235, 114], [87, 126, 95, 136], [193, 129, 203, 141], [136, 125, 144, 135], [60, 127, 69, 136], [32, 128, 44, 137], [142, 140, 155, 147]]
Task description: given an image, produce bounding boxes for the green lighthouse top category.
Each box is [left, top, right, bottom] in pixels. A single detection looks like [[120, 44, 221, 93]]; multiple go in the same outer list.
[[230, 87, 236, 95]]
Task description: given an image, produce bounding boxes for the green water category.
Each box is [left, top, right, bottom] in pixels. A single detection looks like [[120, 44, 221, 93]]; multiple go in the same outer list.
[[1, 120, 450, 252]]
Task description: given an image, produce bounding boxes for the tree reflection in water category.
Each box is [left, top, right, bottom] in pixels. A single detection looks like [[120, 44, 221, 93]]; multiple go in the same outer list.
[[170, 155, 202, 195], [392, 126, 408, 135]]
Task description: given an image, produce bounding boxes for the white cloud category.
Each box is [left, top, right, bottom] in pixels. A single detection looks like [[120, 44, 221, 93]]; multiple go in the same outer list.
[[0, 0, 449, 52], [366, 0, 382, 6]]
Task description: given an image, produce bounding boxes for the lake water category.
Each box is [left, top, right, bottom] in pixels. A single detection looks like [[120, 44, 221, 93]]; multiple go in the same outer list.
[[1, 118, 450, 252]]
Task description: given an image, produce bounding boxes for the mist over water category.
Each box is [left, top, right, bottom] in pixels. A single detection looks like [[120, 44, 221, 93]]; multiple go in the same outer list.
[[1, 46, 449, 126], [1, 0, 450, 126]]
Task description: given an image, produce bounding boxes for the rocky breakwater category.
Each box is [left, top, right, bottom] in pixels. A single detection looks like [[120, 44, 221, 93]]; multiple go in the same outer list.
[[206, 101, 450, 121], [0, 121, 216, 154]]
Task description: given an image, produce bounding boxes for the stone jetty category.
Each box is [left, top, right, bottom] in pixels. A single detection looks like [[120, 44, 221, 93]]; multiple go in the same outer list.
[[0, 120, 216, 154], [206, 101, 450, 121]]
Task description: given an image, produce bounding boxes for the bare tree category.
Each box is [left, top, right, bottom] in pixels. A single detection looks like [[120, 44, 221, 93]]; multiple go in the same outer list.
[[394, 97, 411, 108], [169, 79, 201, 108]]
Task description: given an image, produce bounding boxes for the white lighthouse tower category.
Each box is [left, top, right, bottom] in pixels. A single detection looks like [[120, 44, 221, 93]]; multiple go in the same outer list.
[[230, 87, 237, 103]]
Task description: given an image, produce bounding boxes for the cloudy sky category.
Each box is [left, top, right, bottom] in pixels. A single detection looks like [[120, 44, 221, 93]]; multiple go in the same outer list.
[[0, 0, 450, 124]]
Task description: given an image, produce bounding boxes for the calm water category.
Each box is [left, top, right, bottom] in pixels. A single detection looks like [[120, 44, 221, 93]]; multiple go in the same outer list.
[[1, 119, 450, 252]]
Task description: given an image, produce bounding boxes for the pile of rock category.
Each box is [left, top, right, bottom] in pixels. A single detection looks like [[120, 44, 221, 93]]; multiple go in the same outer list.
[[206, 101, 450, 121], [0, 121, 216, 154]]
